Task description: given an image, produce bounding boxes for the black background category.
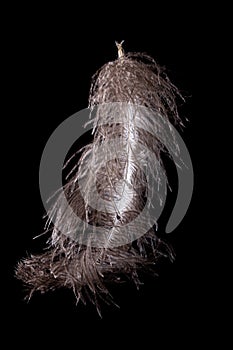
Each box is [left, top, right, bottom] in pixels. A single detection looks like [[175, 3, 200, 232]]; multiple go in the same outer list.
[[4, 4, 213, 348]]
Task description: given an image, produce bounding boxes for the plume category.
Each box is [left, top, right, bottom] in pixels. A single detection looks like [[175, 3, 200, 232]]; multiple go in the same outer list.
[[16, 42, 184, 315]]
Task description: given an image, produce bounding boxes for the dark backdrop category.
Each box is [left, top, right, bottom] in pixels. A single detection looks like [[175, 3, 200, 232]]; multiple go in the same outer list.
[[4, 5, 209, 348]]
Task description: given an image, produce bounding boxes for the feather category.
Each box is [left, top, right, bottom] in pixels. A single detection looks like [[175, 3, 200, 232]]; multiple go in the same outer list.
[[16, 44, 183, 313]]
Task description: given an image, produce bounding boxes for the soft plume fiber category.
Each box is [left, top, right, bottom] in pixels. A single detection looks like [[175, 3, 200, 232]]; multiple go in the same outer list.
[[16, 45, 184, 314]]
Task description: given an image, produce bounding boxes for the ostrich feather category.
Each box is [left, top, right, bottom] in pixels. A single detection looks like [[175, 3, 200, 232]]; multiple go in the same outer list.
[[16, 44, 184, 314]]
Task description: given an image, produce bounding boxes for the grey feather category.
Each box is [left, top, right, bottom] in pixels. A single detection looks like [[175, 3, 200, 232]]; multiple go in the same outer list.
[[16, 49, 184, 313]]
